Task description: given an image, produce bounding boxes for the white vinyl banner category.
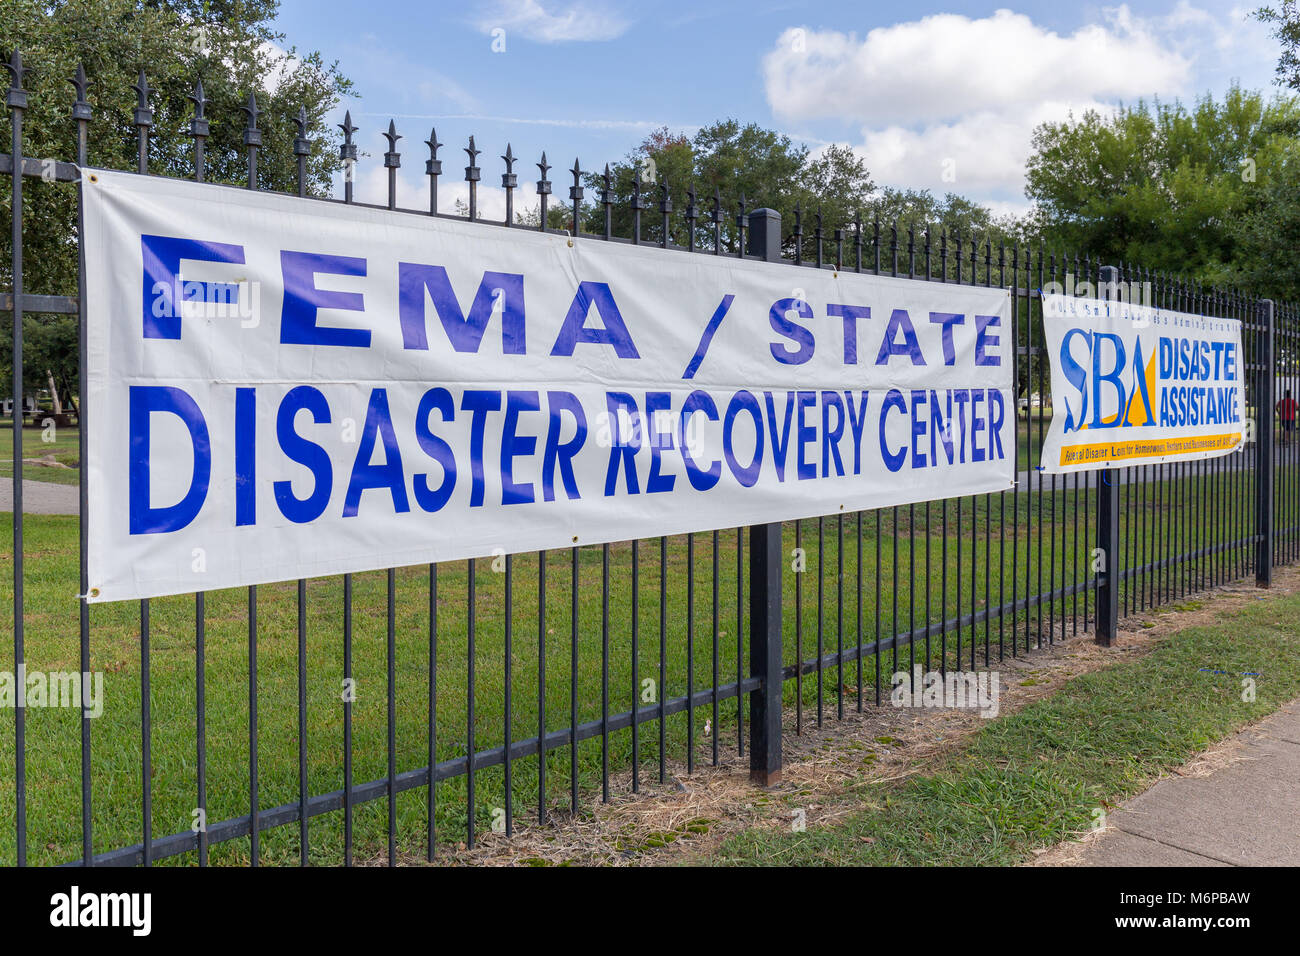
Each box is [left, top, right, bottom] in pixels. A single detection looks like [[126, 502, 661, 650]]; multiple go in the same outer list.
[[82, 169, 1013, 603], [1040, 293, 1247, 474]]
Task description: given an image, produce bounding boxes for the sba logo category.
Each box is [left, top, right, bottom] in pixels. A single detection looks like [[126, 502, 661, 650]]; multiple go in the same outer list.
[[1058, 329, 1155, 434]]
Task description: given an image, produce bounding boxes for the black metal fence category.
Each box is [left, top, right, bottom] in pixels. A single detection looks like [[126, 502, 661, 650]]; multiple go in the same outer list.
[[2, 52, 1297, 866]]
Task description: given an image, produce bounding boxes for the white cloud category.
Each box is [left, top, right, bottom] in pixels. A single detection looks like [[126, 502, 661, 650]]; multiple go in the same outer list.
[[763, 9, 1189, 126], [1212, 4, 1280, 62], [857, 99, 1116, 198], [764, 5, 1278, 205], [473, 0, 631, 44]]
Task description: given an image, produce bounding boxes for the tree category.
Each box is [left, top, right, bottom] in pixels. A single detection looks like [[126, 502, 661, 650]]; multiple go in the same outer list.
[[1230, 143, 1300, 300], [857, 188, 1022, 268], [1258, 2, 1300, 90], [576, 120, 1022, 267], [581, 120, 874, 257], [1024, 88, 1300, 282], [1, 0, 354, 409]]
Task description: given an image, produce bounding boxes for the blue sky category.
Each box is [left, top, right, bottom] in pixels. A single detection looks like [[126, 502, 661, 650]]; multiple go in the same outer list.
[[271, 1, 1284, 217]]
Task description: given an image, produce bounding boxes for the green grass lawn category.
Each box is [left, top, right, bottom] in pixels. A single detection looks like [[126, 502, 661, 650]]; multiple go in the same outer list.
[[0, 453, 1283, 866], [0, 404, 1293, 865], [713, 583, 1300, 865], [0, 420, 80, 487], [6, 509, 1081, 866]]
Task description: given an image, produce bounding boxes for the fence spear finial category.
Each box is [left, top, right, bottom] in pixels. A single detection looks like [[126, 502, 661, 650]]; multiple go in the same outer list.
[[190, 78, 208, 122], [536, 152, 552, 199], [131, 70, 152, 126], [132, 69, 149, 109], [384, 119, 401, 166], [241, 92, 262, 146], [291, 106, 310, 196], [70, 63, 91, 119], [569, 158, 583, 237], [5, 50, 28, 101], [339, 110, 358, 159], [569, 157, 583, 201], [501, 143, 517, 224], [424, 128, 443, 214], [425, 127, 443, 178]]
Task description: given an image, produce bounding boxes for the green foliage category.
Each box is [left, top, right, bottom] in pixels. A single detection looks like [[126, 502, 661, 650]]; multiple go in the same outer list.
[[0, 0, 354, 401], [859, 187, 1024, 265], [1258, 1, 1300, 91], [580, 120, 875, 257], [1025, 87, 1300, 284], [1230, 147, 1300, 301], [571, 119, 1024, 269]]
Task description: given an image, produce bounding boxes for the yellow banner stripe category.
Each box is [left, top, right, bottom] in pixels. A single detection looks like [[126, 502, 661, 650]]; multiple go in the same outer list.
[[1058, 432, 1242, 467]]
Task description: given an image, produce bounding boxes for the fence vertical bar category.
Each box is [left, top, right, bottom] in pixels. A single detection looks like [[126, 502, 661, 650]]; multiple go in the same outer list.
[[6, 50, 27, 867], [70, 62, 95, 866], [196, 594, 208, 865], [465, 137, 480, 222], [293, 109, 309, 198], [141, 602, 151, 865], [467, 558, 476, 847], [503, 557, 513, 831], [736, 527, 745, 753], [536, 554, 545, 819], [242, 94, 262, 868], [748, 521, 783, 787], [746, 207, 783, 786], [501, 144, 516, 225], [387, 567, 397, 864], [248, 585, 258, 865], [630, 541, 639, 789], [429, 564, 439, 856], [426, 129, 442, 214], [343, 574, 353, 866], [1095, 265, 1122, 645], [1258, 299, 1276, 588]]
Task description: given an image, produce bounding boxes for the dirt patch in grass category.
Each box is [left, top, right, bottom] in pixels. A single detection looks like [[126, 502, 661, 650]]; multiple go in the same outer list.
[[421, 566, 1300, 866]]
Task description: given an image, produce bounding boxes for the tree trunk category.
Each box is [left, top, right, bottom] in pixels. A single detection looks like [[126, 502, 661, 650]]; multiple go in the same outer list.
[[47, 370, 63, 416]]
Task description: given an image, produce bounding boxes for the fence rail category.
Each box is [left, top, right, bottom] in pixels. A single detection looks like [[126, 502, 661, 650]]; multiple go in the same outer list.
[[2, 50, 1298, 866]]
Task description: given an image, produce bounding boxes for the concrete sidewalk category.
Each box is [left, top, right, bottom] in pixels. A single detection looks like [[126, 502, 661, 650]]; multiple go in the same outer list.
[[0, 476, 79, 514], [1055, 699, 1300, 866]]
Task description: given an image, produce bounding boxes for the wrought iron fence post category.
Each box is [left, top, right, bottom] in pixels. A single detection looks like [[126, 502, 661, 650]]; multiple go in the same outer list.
[[1257, 298, 1276, 587], [1095, 265, 1121, 645], [746, 207, 783, 786], [6, 48, 28, 867]]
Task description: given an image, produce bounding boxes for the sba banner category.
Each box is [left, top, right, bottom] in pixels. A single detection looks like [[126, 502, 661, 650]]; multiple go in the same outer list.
[[1040, 293, 1247, 474], [83, 169, 1013, 602]]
